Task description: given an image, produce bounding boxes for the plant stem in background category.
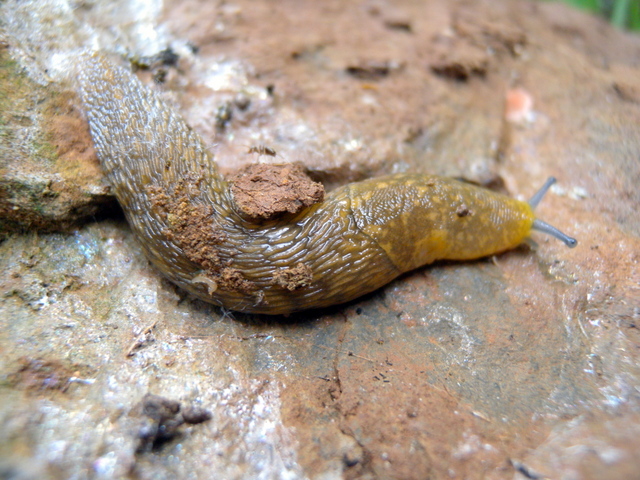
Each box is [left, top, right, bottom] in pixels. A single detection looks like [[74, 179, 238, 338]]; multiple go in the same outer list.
[[612, 0, 631, 27], [539, 0, 640, 31], [630, 1, 640, 29]]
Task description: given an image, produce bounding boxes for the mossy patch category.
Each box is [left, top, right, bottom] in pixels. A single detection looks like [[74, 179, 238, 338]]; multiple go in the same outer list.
[[0, 45, 59, 165], [0, 45, 110, 234]]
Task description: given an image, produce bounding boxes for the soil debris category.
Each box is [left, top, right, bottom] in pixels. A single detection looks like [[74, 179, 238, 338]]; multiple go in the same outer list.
[[345, 60, 402, 80], [219, 266, 258, 294], [383, 19, 412, 33], [130, 47, 180, 71], [453, 15, 527, 56], [148, 178, 257, 294], [229, 163, 325, 220], [430, 14, 526, 81], [134, 394, 212, 453], [271, 262, 313, 291], [147, 179, 224, 272], [125, 321, 158, 357]]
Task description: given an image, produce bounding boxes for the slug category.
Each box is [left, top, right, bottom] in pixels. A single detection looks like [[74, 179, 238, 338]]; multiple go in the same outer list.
[[78, 54, 576, 315]]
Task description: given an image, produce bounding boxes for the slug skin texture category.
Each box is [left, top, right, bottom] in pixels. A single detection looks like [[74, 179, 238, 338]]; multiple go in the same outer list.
[[79, 55, 537, 314]]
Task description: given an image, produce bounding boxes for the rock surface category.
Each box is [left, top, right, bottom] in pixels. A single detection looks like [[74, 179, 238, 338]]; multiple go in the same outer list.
[[0, 45, 115, 236], [0, 0, 639, 479]]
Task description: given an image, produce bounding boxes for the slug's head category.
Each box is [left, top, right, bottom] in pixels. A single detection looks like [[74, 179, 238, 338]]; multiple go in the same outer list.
[[528, 177, 577, 248]]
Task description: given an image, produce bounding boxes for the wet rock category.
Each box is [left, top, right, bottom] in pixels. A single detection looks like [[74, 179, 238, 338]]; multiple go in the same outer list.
[[0, 0, 639, 479], [0, 46, 115, 236]]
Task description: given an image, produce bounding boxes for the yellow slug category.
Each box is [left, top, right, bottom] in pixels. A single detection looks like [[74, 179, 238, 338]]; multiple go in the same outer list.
[[78, 55, 576, 315]]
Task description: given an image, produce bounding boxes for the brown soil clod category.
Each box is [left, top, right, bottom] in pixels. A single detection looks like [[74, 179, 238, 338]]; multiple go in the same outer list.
[[148, 178, 258, 294], [271, 262, 313, 291], [147, 178, 225, 276], [218, 266, 258, 294], [148, 180, 223, 269], [229, 163, 325, 221], [134, 394, 212, 453]]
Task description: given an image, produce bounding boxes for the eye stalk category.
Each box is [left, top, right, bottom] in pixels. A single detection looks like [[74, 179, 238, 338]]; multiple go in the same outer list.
[[529, 177, 577, 248]]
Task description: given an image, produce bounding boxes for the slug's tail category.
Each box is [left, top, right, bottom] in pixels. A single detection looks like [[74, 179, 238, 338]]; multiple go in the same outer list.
[[528, 177, 577, 248]]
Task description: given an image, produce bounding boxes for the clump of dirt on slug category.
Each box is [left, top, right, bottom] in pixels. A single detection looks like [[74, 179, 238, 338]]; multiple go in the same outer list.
[[271, 262, 313, 291], [229, 163, 325, 220], [147, 177, 255, 294]]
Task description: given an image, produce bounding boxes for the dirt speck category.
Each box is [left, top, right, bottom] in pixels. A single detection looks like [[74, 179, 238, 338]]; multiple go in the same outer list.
[[345, 60, 402, 80], [230, 163, 324, 220], [456, 204, 474, 217]]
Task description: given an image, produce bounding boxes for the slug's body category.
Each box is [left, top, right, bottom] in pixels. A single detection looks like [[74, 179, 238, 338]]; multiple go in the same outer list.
[[78, 55, 575, 315]]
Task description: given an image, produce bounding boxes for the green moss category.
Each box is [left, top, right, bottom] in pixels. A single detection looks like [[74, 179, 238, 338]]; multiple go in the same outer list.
[[0, 47, 60, 166], [31, 138, 59, 164], [0, 51, 22, 155], [0, 51, 26, 128]]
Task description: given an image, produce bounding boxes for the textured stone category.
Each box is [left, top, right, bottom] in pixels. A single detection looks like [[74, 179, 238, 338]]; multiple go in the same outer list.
[[0, 0, 639, 479]]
